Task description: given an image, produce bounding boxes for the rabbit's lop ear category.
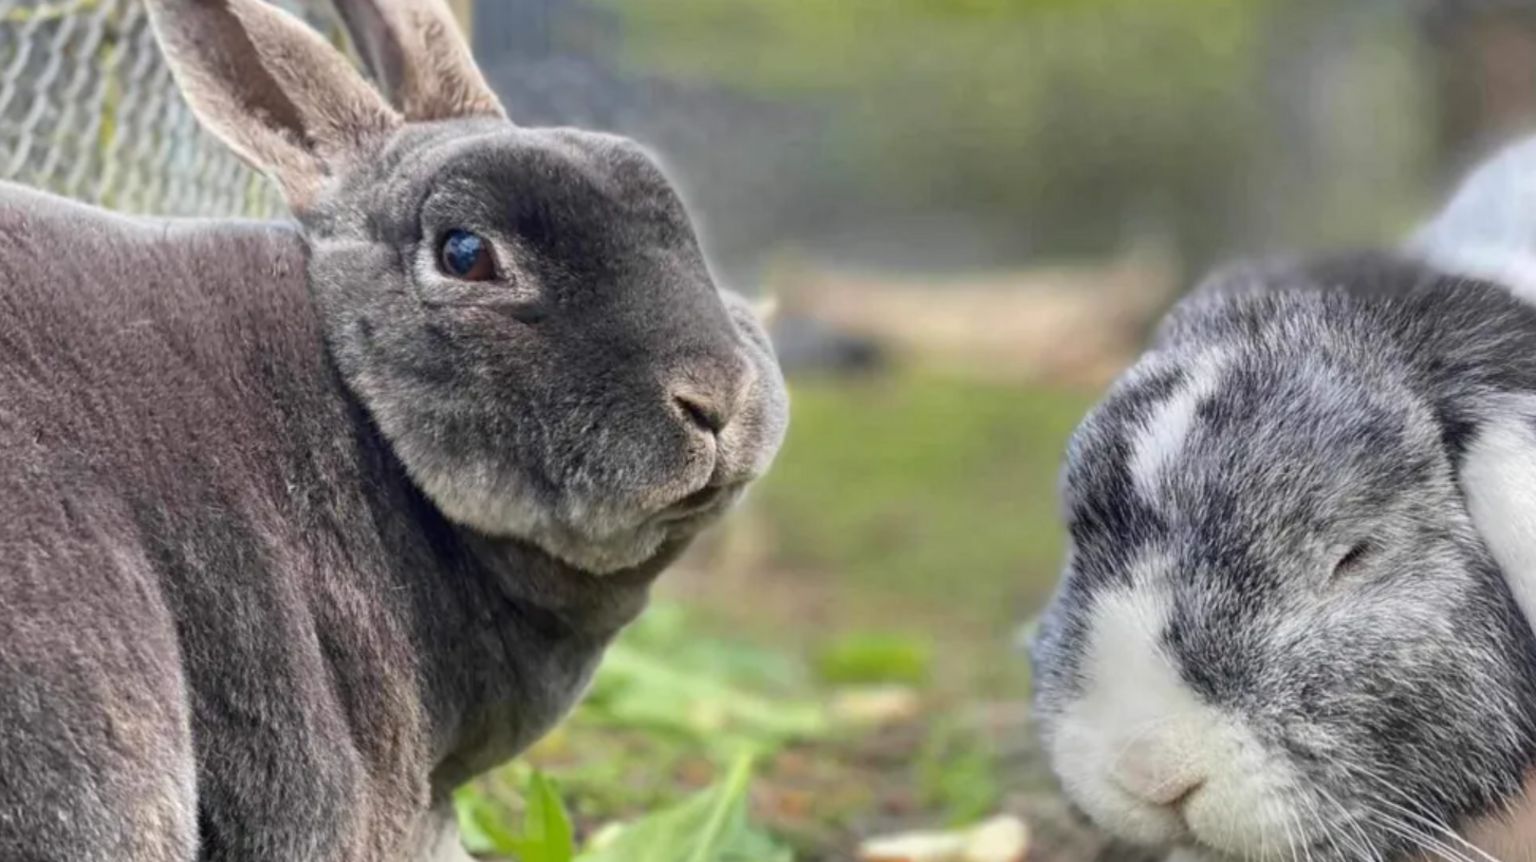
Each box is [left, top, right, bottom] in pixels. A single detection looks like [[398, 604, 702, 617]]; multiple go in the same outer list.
[[329, 0, 506, 122], [145, 0, 402, 210]]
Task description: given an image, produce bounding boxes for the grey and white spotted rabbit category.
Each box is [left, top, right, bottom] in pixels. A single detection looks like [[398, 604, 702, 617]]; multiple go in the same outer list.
[[1030, 137, 1536, 861], [0, 1, 786, 860]]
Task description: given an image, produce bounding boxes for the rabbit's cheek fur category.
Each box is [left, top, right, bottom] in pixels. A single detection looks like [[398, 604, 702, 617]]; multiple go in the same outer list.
[[341, 336, 778, 576]]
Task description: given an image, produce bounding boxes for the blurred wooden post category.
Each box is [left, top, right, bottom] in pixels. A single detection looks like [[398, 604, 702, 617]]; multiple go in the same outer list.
[[1425, 2, 1536, 169]]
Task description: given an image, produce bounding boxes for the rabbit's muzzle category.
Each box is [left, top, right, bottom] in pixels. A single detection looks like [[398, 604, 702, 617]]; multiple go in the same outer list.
[[529, 334, 786, 576], [638, 345, 778, 520]]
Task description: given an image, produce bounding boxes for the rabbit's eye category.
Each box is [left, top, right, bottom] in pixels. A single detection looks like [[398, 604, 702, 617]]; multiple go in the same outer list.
[[1332, 541, 1375, 578], [439, 229, 496, 281]]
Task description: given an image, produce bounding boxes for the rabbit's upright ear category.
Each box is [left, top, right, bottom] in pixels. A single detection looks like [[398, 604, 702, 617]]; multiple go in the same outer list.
[[329, 0, 506, 122], [145, 0, 402, 211]]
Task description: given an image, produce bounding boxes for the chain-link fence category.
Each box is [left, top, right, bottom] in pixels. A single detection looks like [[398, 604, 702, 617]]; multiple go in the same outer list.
[[0, 0, 341, 218]]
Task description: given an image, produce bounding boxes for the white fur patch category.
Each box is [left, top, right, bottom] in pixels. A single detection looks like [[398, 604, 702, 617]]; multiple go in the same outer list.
[[1051, 554, 1298, 858], [1461, 404, 1536, 636], [1051, 577, 1195, 845], [1131, 353, 1228, 504], [1412, 135, 1536, 304]]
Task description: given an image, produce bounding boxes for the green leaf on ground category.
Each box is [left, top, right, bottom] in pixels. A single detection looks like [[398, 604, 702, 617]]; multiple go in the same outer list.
[[579, 604, 828, 754], [455, 772, 577, 862], [579, 754, 791, 862], [508, 773, 577, 862]]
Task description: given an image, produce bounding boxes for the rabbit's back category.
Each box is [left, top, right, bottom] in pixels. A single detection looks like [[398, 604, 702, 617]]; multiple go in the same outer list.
[[1154, 252, 1536, 400], [0, 182, 323, 506], [0, 183, 411, 860]]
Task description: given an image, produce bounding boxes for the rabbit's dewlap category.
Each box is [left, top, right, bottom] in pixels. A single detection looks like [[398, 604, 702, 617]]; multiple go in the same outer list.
[[1031, 256, 1536, 862]]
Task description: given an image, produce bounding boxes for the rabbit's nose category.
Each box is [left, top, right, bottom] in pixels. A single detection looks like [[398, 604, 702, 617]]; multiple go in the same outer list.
[[669, 355, 753, 437], [1113, 737, 1207, 811]]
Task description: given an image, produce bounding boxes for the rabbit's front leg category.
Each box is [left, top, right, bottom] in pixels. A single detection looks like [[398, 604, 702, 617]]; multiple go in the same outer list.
[[0, 655, 197, 861]]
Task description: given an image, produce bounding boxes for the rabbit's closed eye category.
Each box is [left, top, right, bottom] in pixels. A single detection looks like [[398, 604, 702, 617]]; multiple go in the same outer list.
[[1330, 540, 1375, 579]]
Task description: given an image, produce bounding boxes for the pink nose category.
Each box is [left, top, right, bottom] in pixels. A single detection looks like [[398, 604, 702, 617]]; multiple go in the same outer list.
[[1113, 738, 1207, 808]]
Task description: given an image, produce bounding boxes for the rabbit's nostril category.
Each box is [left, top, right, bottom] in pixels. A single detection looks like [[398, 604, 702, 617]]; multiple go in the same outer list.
[[675, 394, 725, 435]]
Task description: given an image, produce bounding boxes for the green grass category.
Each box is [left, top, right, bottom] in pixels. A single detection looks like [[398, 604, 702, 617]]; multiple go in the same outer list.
[[755, 369, 1095, 625]]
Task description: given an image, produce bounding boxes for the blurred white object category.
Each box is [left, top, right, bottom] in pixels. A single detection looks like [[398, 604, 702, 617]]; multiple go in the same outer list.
[[829, 685, 923, 727], [963, 816, 1030, 862], [859, 815, 1030, 862], [860, 831, 968, 862]]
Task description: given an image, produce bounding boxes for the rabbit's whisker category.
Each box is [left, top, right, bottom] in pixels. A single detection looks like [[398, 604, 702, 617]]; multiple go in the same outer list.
[[1365, 808, 1478, 862], [1337, 762, 1497, 862], [1311, 785, 1364, 862]]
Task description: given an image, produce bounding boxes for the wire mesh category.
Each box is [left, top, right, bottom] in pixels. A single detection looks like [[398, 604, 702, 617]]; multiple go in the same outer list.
[[0, 0, 342, 218]]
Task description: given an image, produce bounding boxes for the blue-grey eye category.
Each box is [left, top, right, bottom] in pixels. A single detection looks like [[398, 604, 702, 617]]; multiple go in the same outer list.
[[439, 229, 495, 281]]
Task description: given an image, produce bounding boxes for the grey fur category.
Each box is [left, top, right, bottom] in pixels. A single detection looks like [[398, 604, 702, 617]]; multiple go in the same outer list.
[[1033, 199, 1536, 856], [0, 2, 786, 860]]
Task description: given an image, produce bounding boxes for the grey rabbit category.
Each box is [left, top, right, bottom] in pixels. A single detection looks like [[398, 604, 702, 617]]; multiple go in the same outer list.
[[0, 0, 787, 860], [1030, 134, 1536, 861]]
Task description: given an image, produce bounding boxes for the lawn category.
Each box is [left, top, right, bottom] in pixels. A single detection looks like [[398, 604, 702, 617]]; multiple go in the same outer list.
[[756, 369, 1093, 626]]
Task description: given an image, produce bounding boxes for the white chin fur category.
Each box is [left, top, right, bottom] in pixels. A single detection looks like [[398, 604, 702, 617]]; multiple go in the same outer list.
[[1050, 564, 1307, 861]]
